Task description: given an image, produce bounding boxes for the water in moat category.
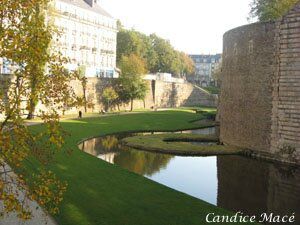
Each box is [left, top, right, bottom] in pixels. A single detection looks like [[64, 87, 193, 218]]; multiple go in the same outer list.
[[79, 128, 300, 223]]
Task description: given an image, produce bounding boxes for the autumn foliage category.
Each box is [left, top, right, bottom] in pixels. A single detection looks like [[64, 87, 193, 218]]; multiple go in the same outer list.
[[0, 0, 79, 219]]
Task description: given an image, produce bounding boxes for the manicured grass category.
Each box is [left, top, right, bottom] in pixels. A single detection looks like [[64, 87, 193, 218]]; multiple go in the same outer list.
[[161, 106, 217, 113], [29, 111, 255, 225], [122, 133, 242, 156]]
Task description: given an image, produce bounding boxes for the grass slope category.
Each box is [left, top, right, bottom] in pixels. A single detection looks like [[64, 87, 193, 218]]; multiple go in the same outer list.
[[29, 111, 254, 225]]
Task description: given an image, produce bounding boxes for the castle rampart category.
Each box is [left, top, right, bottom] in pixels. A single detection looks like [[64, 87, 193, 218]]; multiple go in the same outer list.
[[219, 2, 300, 164], [0, 76, 217, 120]]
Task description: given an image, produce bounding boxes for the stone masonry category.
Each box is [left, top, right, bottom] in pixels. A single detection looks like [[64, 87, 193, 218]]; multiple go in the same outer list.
[[71, 78, 217, 112], [271, 2, 300, 162], [0, 76, 216, 119], [219, 1, 300, 164]]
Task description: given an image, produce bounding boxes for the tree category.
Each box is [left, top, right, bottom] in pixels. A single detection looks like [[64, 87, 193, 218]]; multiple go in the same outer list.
[[249, 0, 298, 21], [212, 65, 222, 87], [77, 65, 88, 113], [0, 0, 78, 219], [179, 52, 195, 77], [116, 28, 192, 77], [116, 19, 123, 31], [118, 54, 148, 111], [150, 34, 176, 74], [23, 1, 53, 120], [102, 87, 118, 111], [117, 30, 144, 64]]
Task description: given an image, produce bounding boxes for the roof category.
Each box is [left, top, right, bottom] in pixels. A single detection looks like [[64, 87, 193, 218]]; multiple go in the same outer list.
[[59, 0, 114, 19]]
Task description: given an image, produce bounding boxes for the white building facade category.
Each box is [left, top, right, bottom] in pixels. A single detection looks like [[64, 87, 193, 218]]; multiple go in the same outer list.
[[53, 0, 118, 78], [0, 0, 118, 78]]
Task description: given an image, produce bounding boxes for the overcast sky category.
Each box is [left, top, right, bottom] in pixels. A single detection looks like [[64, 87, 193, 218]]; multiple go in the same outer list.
[[101, 0, 253, 54]]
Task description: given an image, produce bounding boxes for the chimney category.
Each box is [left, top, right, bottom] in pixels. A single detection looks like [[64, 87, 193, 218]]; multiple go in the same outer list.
[[84, 0, 97, 7]]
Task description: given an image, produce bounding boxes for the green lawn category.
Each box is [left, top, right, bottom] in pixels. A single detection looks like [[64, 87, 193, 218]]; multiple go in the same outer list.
[[29, 111, 253, 225], [122, 132, 242, 156]]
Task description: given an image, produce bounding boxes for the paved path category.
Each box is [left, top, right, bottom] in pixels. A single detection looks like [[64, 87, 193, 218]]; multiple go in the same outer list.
[[0, 164, 57, 225], [0, 204, 57, 225]]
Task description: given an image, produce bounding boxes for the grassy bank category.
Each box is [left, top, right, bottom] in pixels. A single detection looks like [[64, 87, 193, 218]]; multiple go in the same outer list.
[[122, 133, 242, 156], [203, 86, 220, 95], [28, 110, 254, 225]]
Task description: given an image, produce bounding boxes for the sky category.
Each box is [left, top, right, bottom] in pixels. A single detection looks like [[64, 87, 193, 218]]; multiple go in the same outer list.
[[101, 0, 254, 54]]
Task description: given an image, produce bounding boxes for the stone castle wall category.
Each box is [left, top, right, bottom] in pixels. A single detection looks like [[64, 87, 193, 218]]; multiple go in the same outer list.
[[219, 22, 276, 153], [0, 76, 216, 118], [72, 78, 216, 112], [219, 2, 300, 164]]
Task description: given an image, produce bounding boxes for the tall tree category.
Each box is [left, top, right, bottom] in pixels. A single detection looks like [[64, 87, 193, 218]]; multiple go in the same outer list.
[[24, 2, 52, 119], [249, 0, 298, 21], [150, 34, 176, 74], [117, 30, 144, 63], [118, 54, 148, 111], [116, 29, 192, 77], [0, 0, 78, 219]]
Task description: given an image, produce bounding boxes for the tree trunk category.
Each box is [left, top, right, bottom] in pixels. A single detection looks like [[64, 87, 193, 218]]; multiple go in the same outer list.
[[130, 99, 133, 111], [27, 75, 38, 120], [27, 102, 36, 120], [83, 88, 87, 113], [82, 78, 87, 113], [27, 5, 40, 120]]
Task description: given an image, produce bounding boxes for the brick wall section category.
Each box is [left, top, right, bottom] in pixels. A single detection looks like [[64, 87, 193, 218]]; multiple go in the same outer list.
[[219, 22, 276, 153], [271, 2, 300, 162]]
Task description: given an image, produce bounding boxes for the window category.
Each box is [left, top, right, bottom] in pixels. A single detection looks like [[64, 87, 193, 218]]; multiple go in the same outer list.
[[106, 70, 114, 78], [99, 70, 105, 77]]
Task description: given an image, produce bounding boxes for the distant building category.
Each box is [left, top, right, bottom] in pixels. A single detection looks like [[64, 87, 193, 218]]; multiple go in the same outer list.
[[189, 54, 222, 87], [0, 0, 118, 78]]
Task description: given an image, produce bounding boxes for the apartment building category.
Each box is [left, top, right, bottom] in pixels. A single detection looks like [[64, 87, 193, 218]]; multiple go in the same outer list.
[[0, 0, 118, 78], [189, 54, 222, 87], [53, 0, 118, 77]]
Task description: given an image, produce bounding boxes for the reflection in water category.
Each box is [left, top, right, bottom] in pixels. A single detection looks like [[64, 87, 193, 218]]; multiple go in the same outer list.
[[114, 147, 173, 176], [146, 156, 218, 204], [79, 133, 174, 176], [217, 156, 300, 224], [79, 128, 300, 224]]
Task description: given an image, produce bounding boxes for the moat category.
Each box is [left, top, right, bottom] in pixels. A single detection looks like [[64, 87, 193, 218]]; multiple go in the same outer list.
[[79, 128, 300, 223]]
